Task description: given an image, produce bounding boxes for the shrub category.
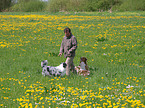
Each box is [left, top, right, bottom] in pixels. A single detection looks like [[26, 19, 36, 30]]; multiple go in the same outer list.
[[24, 1, 46, 12], [46, 0, 68, 12], [97, 0, 122, 11], [9, 3, 23, 12], [9, 0, 145, 12], [46, 0, 123, 12], [46, 0, 90, 12], [0, 0, 11, 12], [85, 0, 98, 11], [116, 0, 145, 11], [10, 0, 46, 12]]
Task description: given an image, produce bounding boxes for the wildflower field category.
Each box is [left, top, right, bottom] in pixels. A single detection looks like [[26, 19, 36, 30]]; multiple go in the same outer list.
[[0, 12, 145, 108]]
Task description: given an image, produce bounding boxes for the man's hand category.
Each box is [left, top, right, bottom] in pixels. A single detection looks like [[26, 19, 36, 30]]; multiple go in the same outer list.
[[67, 52, 71, 57], [58, 53, 62, 57]]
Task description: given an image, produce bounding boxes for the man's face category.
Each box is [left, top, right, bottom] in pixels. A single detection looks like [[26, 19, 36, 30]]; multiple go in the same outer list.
[[65, 31, 71, 37]]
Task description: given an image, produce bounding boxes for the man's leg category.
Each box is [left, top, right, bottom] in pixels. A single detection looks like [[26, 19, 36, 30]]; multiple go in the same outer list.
[[70, 60, 75, 73], [65, 57, 74, 76]]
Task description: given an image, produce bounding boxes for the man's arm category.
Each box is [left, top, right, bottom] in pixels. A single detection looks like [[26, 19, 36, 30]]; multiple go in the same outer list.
[[68, 36, 77, 53], [58, 38, 64, 57]]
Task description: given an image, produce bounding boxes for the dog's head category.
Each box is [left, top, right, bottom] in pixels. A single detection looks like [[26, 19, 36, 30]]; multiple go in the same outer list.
[[80, 57, 87, 64], [41, 60, 48, 68]]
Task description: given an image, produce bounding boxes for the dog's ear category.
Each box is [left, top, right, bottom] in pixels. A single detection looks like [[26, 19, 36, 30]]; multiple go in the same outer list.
[[85, 57, 87, 61], [41, 61, 45, 68], [42, 60, 48, 66], [63, 63, 67, 68], [47, 67, 49, 71]]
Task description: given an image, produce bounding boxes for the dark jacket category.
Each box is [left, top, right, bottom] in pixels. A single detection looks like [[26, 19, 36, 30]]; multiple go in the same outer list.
[[60, 34, 77, 58]]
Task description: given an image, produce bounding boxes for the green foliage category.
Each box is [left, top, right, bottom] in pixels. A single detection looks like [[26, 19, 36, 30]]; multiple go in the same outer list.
[[18, 0, 32, 3], [24, 1, 46, 12], [46, 0, 144, 12], [46, 0, 90, 12], [96, 0, 121, 10], [10, 0, 46, 12], [46, 0, 68, 12], [114, 0, 145, 11], [1, 0, 145, 12], [97, 0, 110, 10], [45, 0, 124, 12], [67, 0, 90, 11], [0, 0, 11, 11], [84, 0, 98, 11], [9, 3, 23, 12]]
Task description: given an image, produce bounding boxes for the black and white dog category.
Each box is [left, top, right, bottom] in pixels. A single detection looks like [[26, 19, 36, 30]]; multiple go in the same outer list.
[[41, 60, 67, 77]]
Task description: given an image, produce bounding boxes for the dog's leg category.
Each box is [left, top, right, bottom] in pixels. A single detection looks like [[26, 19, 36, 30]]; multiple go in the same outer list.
[[75, 66, 81, 74], [42, 70, 45, 76], [79, 70, 82, 75]]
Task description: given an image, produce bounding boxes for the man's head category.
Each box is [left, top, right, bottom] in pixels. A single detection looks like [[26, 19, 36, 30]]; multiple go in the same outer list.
[[64, 27, 71, 37]]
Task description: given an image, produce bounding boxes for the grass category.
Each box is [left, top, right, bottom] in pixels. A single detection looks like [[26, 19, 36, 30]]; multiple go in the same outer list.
[[0, 11, 145, 108]]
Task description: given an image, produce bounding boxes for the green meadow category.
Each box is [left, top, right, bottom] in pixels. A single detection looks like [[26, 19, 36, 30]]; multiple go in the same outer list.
[[0, 12, 145, 108]]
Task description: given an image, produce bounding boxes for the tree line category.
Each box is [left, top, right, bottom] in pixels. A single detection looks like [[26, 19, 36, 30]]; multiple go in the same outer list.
[[0, 0, 145, 12]]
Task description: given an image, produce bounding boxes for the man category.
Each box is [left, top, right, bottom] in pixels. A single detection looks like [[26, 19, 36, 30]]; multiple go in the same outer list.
[[58, 27, 77, 76]]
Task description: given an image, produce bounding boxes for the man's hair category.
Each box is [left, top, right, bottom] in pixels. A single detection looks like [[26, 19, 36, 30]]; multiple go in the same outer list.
[[64, 27, 71, 33]]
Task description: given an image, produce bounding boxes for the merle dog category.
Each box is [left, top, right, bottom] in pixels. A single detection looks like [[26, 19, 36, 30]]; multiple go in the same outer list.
[[41, 60, 67, 77]]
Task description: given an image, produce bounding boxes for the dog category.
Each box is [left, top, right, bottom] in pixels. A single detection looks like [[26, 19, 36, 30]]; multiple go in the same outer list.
[[75, 57, 90, 76], [41, 60, 67, 77]]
